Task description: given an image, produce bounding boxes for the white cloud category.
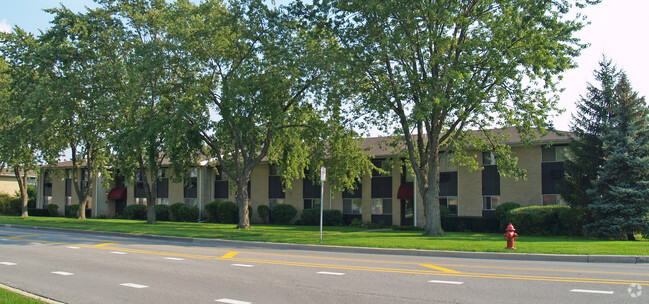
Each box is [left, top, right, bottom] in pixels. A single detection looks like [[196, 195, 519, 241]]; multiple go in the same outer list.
[[0, 19, 11, 33]]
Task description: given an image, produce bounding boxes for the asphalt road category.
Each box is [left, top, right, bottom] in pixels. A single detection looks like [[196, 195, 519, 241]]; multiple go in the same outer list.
[[0, 226, 647, 304]]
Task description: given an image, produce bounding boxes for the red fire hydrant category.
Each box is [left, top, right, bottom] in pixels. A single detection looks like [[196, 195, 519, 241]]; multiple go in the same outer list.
[[504, 223, 518, 250]]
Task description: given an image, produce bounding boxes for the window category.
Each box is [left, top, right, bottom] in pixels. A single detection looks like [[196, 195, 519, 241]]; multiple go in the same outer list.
[[214, 166, 229, 199], [543, 194, 565, 206], [372, 159, 392, 177], [439, 196, 458, 216], [542, 146, 569, 162], [184, 198, 197, 207], [371, 198, 392, 215], [156, 198, 169, 205], [43, 196, 52, 208], [136, 197, 148, 205], [269, 198, 284, 210], [482, 196, 499, 210], [343, 198, 362, 214], [184, 168, 198, 201], [303, 198, 321, 210], [482, 151, 496, 166]]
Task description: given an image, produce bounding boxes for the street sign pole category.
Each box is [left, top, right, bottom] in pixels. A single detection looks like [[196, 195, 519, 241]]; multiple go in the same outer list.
[[320, 166, 326, 243]]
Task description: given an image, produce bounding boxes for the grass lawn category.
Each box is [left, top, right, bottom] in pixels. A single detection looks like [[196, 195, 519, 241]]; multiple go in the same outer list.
[[1, 215, 647, 256], [0, 287, 47, 304]]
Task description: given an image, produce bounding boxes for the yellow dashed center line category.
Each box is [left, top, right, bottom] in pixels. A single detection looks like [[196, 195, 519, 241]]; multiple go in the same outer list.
[[94, 242, 121, 247], [221, 251, 239, 258], [420, 264, 461, 273]]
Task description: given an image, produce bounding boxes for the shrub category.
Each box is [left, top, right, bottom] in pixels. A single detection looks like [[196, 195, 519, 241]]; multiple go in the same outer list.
[[258, 205, 269, 223], [495, 202, 521, 227], [507, 205, 584, 236], [48, 204, 59, 217], [185, 206, 199, 222], [300, 208, 319, 225], [439, 205, 451, 218], [124, 204, 147, 220], [441, 216, 500, 233], [216, 201, 238, 224], [178, 205, 190, 222], [349, 218, 363, 228], [0, 194, 21, 215], [323, 210, 343, 226], [169, 203, 186, 222], [205, 201, 220, 222], [270, 204, 297, 224], [28, 208, 50, 216], [155, 204, 170, 221], [65, 205, 79, 218]]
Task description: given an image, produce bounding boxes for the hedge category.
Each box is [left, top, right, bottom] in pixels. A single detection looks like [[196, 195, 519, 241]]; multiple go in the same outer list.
[[495, 202, 521, 227], [48, 204, 59, 217], [0, 194, 21, 215], [124, 204, 147, 220], [258, 205, 269, 223], [270, 204, 297, 224], [506, 205, 584, 236], [216, 201, 238, 224], [65, 205, 79, 218], [28, 208, 50, 217], [301, 209, 343, 226], [169, 203, 186, 222], [441, 216, 500, 233], [205, 201, 220, 222], [155, 204, 170, 221]]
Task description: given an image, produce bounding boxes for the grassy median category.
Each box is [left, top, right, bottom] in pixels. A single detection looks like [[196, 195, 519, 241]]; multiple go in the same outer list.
[[1, 215, 647, 256], [0, 287, 48, 304]]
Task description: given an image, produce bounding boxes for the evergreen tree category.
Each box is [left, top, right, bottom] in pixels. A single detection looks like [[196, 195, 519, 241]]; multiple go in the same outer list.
[[584, 74, 649, 240], [562, 59, 618, 219]]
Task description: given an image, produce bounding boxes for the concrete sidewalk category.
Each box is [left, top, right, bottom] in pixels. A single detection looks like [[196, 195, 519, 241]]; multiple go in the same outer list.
[[3, 223, 649, 264]]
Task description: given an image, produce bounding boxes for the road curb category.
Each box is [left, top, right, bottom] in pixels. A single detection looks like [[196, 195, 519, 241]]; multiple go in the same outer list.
[[2, 223, 648, 264], [0, 282, 65, 304]]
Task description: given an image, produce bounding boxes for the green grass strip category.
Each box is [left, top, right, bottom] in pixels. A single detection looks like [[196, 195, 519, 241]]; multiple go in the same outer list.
[[1, 215, 647, 256]]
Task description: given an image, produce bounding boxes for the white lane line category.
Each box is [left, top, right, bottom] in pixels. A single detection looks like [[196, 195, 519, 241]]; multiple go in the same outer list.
[[215, 299, 251, 304], [120, 283, 148, 289], [67, 246, 81, 249], [51, 271, 74, 276], [428, 280, 464, 285], [232, 264, 254, 268], [111, 251, 128, 255], [0, 262, 17, 266], [1, 239, 9, 241], [164, 257, 185, 261], [570, 289, 614, 295], [317, 271, 345, 276], [29, 242, 43, 245]]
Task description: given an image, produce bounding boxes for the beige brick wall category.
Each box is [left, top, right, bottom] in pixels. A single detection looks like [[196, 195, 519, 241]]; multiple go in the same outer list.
[[457, 151, 483, 217], [501, 146, 542, 207], [0, 177, 18, 195], [249, 164, 269, 222]]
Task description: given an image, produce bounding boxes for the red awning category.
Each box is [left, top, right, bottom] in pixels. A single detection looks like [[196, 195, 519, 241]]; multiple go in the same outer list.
[[107, 188, 127, 200], [397, 183, 414, 200]]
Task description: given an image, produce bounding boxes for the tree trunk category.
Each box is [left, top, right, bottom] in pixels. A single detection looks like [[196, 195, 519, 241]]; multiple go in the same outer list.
[[78, 198, 88, 220], [146, 203, 157, 224], [236, 179, 250, 229], [421, 145, 444, 236], [14, 168, 28, 218]]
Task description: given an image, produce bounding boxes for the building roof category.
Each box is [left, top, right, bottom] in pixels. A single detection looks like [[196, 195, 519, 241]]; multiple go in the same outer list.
[[0, 168, 37, 178], [42, 128, 571, 168], [359, 127, 571, 157]]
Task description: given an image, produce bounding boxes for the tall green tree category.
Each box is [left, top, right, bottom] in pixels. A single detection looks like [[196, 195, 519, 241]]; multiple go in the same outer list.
[[320, 0, 596, 235], [38, 6, 124, 219], [562, 58, 617, 218], [0, 29, 57, 217], [106, 0, 201, 224], [584, 75, 649, 240], [172, 0, 372, 229]]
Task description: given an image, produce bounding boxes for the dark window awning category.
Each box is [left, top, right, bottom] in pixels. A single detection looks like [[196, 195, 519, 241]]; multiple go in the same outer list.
[[107, 188, 127, 200], [397, 182, 414, 200]]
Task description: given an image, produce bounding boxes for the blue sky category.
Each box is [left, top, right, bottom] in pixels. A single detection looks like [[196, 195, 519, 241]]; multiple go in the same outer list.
[[1, 0, 647, 132]]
